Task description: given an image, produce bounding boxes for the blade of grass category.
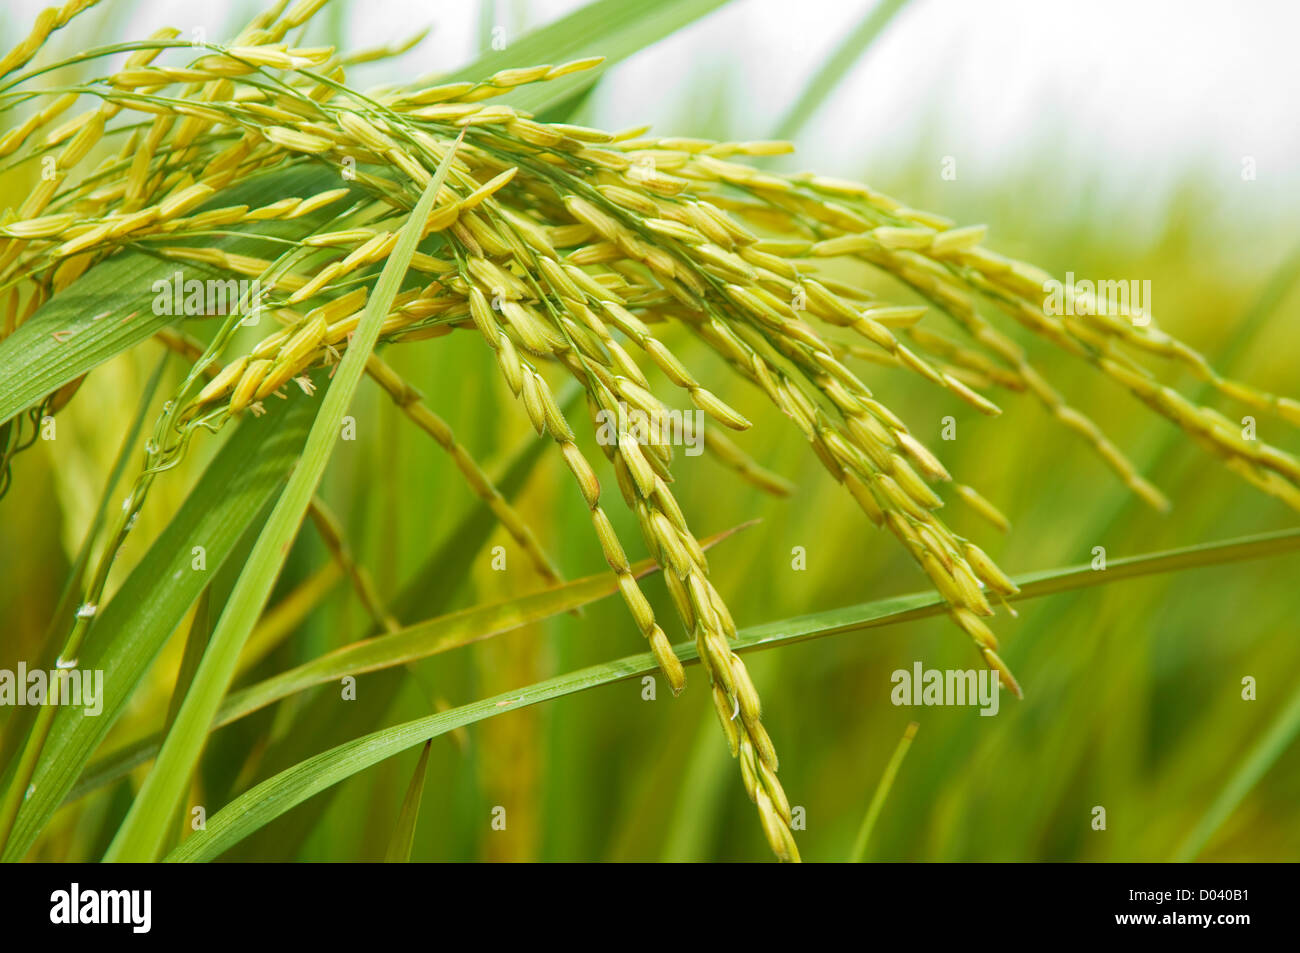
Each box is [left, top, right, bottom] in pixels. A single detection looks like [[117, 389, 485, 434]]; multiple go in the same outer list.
[[3, 405, 317, 858], [732, 526, 1300, 651], [1, 387, 321, 862], [236, 562, 343, 675], [41, 354, 170, 663], [1173, 678, 1300, 861], [164, 590, 215, 743], [159, 587, 215, 857], [167, 526, 1300, 861], [384, 741, 432, 862], [104, 137, 466, 863], [63, 522, 751, 804], [0, 353, 165, 823], [850, 721, 918, 862], [221, 526, 746, 724]]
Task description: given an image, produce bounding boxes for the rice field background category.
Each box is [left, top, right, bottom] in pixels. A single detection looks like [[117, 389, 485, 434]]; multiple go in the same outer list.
[[1, 0, 1298, 863]]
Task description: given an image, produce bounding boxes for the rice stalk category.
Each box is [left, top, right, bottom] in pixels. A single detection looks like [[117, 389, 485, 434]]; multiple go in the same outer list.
[[3, 0, 1299, 861]]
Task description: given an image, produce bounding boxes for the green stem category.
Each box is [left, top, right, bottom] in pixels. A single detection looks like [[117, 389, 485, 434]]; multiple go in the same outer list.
[[850, 721, 918, 862]]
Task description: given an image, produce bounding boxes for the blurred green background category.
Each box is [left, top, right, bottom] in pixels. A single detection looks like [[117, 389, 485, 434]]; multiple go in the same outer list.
[[2, 0, 1298, 861]]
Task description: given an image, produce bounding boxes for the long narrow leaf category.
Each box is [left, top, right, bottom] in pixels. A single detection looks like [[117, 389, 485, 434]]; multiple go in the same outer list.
[[0, 354, 164, 795], [1, 393, 320, 862], [63, 522, 750, 804], [384, 741, 432, 863], [167, 527, 1300, 861]]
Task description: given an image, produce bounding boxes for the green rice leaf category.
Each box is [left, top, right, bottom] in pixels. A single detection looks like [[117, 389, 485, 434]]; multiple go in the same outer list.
[[166, 526, 1300, 861], [0, 354, 166, 845], [384, 740, 432, 863], [0, 393, 319, 861], [61, 521, 749, 804]]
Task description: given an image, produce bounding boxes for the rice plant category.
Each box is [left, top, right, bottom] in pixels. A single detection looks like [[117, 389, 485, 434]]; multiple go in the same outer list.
[[1, 0, 1297, 863]]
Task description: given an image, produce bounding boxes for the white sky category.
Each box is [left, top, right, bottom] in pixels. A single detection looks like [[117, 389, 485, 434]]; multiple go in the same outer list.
[[589, 0, 1300, 226]]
